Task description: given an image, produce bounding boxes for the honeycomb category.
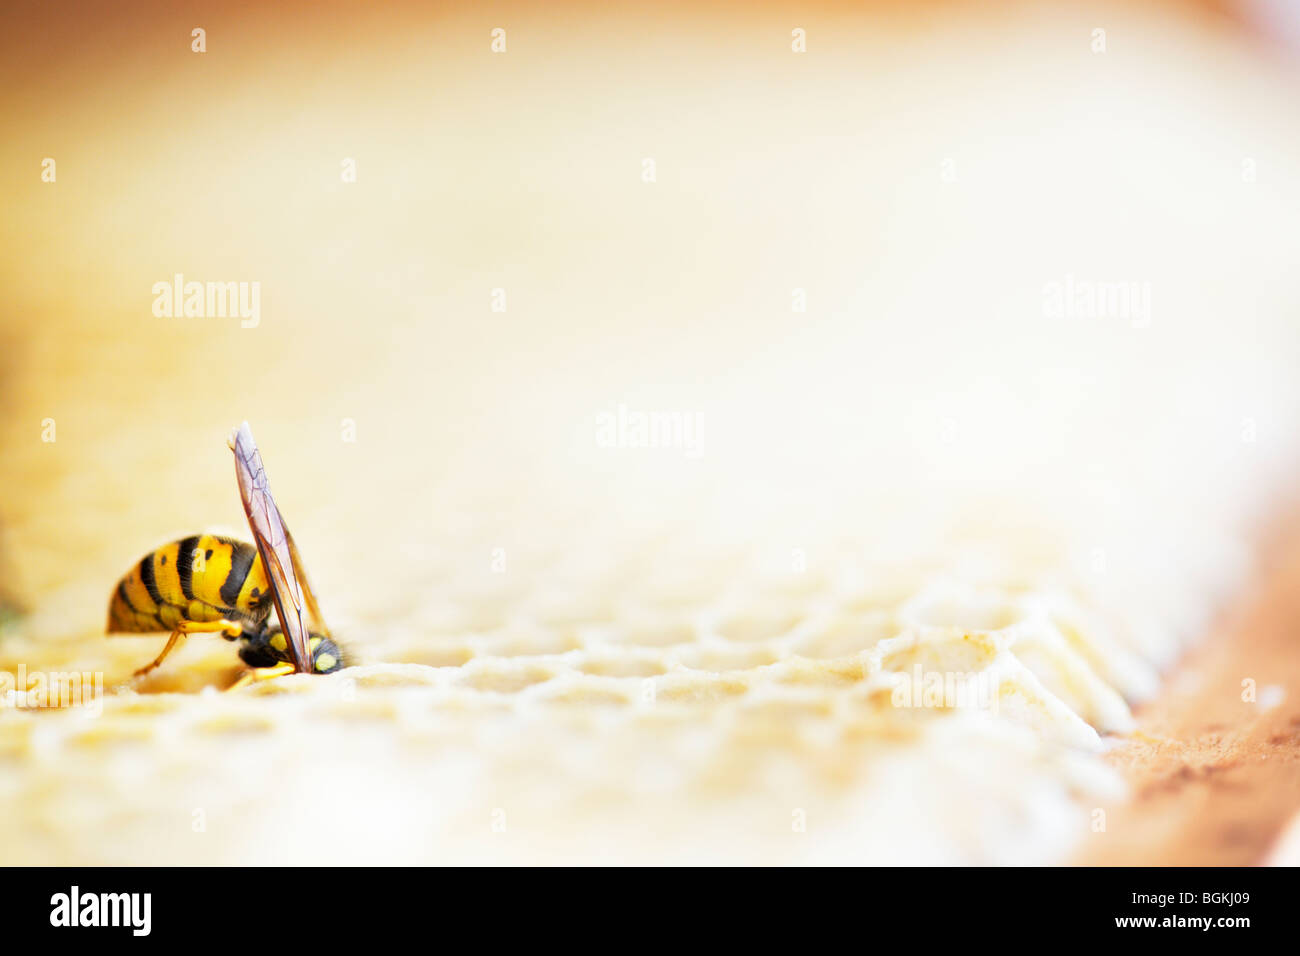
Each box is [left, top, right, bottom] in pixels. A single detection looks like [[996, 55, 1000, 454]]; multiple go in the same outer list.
[[0, 505, 1199, 865]]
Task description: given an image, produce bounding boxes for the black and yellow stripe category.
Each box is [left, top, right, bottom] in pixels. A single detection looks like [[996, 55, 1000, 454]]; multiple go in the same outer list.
[[106, 534, 272, 634]]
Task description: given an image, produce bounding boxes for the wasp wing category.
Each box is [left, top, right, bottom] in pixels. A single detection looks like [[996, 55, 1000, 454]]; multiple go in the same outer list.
[[228, 422, 314, 674], [285, 524, 330, 638]]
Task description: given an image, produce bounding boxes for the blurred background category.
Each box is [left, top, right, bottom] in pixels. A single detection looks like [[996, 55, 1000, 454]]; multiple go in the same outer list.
[[0, 0, 1298, 864]]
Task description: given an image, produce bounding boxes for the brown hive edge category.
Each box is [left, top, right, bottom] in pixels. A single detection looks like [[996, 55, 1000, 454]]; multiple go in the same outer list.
[[1074, 505, 1300, 866]]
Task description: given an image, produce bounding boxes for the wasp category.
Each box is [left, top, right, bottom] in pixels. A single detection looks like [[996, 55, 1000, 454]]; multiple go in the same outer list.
[[106, 422, 348, 687]]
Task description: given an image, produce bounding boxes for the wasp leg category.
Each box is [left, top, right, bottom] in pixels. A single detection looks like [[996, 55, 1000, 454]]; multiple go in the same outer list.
[[132, 618, 244, 679], [226, 661, 296, 692]]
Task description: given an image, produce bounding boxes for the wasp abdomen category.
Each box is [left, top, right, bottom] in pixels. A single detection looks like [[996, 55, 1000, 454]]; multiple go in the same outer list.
[[106, 534, 271, 634]]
